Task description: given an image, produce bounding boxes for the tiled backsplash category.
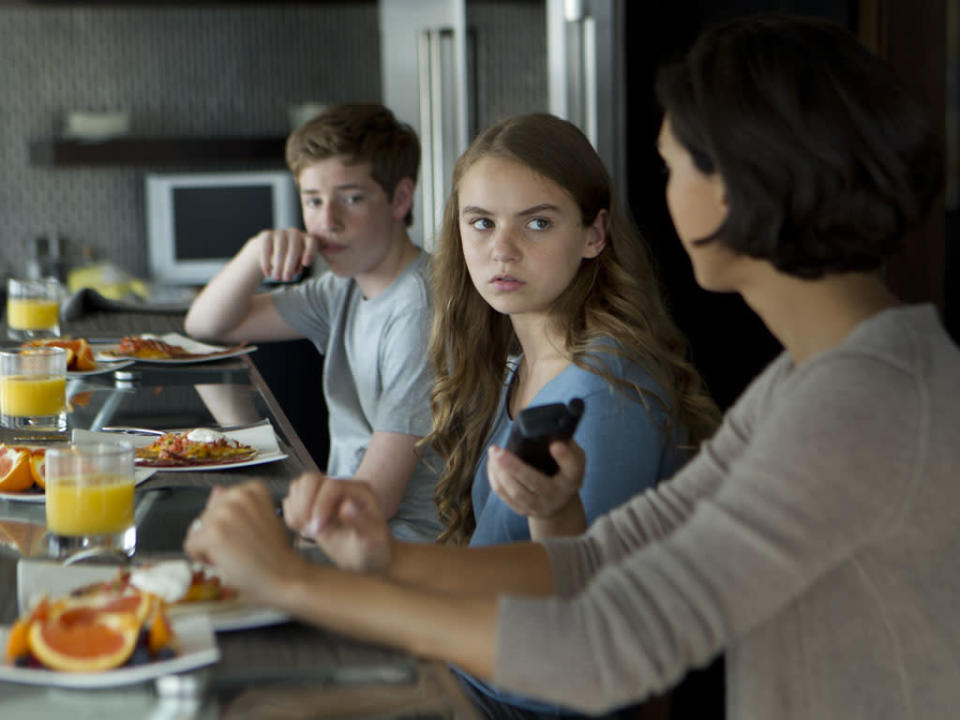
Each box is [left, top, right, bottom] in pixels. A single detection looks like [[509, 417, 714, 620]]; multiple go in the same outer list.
[[0, 3, 380, 280], [0, 1, 546, 285]]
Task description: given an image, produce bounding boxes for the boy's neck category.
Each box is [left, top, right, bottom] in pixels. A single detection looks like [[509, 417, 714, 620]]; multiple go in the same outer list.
[[354, 232, 419, 300]]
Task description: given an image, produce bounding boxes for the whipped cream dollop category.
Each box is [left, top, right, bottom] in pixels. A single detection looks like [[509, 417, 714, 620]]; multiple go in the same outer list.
[[185, 428, 226, 444], [130, 560, 193, 603]]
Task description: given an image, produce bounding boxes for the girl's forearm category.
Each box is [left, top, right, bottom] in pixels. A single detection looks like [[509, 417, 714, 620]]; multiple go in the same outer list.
[[388, 539, 553, 596]]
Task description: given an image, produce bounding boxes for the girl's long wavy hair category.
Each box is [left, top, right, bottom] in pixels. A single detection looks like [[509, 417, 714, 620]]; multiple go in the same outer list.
[[425, 113, 719, 545]]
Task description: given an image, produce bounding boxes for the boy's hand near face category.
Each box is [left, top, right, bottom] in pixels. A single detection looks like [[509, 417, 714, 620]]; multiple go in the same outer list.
[[254, 228, 321, 283], [184, 228, 307, 344]]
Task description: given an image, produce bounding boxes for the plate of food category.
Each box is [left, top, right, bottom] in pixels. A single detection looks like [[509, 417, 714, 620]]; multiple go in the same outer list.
[[0, 444, 156, 504], [75, 424, 287, 472], [96, 333, 257, 365], [3, 564, 219, 688], [17, 559, 289, 635], [18, 337, 135, 377]]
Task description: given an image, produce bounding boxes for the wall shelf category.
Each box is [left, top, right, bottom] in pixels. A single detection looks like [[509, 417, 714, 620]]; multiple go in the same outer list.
[[29, 136, 288, 167]]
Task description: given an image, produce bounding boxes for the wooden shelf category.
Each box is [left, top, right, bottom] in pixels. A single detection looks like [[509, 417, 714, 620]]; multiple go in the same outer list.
[[29, 136, 288, 167]]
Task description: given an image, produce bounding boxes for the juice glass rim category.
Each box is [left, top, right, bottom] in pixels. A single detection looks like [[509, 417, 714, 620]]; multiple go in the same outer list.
[[46, 440, 135, 464], [0, 345, 67, 376]]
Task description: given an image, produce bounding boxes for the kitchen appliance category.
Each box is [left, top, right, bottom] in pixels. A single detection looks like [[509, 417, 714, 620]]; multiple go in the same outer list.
[[379, 0, 624, 248], [145, 171, 300, 286]]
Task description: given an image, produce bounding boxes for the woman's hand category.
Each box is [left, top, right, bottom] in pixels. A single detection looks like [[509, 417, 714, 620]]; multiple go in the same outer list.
[[488, 439, 588, 538], [183, 482, 306, 605], [284, 472, 394, 574]]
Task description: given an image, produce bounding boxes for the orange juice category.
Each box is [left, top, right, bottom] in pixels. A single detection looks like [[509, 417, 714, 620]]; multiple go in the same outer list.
[[6, 298, 59, 330], [45, 476, 135, 536], [0, 375, 65, 417]]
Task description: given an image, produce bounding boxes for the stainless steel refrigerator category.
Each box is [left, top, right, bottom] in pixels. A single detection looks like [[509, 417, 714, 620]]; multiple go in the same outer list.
[[379, 0, 625, 249]]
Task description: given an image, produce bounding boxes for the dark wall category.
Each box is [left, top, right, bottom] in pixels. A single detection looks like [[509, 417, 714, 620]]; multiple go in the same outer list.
[[625, 1, 856, 412], [621, 5, 856, 718]]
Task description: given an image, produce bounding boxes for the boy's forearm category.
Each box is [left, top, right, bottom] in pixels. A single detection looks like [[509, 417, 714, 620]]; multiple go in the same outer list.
[[184, 240, 264, 340]]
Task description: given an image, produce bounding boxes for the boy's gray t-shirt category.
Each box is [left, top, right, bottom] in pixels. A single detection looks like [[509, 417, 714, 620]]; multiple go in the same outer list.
[[270, 250, 440, 541]]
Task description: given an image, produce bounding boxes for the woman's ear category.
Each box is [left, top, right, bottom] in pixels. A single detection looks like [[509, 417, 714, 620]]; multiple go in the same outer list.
[[582, 209, 608, 259], [391, 177, 415, 220]]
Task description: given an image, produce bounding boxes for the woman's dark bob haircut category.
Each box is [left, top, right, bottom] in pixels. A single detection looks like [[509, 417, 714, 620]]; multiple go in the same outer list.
[[655, 14, 943, 278]]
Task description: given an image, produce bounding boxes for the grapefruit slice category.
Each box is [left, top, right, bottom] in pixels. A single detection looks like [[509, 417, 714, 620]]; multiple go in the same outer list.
[[28, 449, 45, 489], [23, 338, 97, 372], [0, 446, 34, 492], [27, 609, 139, 672], [5, 597, 50, 661], [64, 585, 154, 625]]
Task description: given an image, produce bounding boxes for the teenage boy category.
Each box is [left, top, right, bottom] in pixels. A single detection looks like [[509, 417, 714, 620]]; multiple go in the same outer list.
[[184, 103, 440, 542]]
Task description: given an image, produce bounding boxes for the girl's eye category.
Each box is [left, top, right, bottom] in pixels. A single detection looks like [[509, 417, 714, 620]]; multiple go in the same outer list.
[[468, 217, 494, 231], [526, 217, 551, 231], [303, 197, 321, 209], [345, 194, 364, 205]]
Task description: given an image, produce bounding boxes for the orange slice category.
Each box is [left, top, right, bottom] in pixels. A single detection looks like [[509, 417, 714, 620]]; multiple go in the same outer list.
[[64, 585, 154, 626], [27, 608, 139, 672], [0, 446, 34, 493], [5, 596, 50, 661], [147, 601, 176, 654], [23, 338, 97, 372], [28, 449, 45, 489]]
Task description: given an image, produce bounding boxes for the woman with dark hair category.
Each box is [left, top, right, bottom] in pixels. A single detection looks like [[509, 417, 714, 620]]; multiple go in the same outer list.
[[185, 15, 960, 719]]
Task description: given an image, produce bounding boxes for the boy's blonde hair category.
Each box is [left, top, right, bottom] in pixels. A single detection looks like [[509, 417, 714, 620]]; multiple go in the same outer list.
[[285, 103, 420, 226]]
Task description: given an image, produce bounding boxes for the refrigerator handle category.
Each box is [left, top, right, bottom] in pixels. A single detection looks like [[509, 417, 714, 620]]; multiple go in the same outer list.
[[417, 27, 459, 247], [582, 15, 598, 148]]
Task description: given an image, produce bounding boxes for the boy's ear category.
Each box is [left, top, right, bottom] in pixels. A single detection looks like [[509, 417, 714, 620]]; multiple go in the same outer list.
[[582, 209, 608, 259], [391, 177, 415, 221]]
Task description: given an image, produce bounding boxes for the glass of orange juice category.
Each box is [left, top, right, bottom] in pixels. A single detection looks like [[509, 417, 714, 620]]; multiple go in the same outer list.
[[0, 346, 67, 431], [6, 277, 61, 341], [45, 441, 136, 558]]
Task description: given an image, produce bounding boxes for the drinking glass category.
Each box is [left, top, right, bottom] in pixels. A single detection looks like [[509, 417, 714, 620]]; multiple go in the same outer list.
[[45, 441, 136, 559], [0, 346, 67, 431], [6, 277, 61, 340]]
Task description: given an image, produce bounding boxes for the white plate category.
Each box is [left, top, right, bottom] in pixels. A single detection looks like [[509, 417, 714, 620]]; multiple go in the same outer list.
[[0, 614, 219, 688], [168, 600, 290, 632], [67, 358, 136, 378], [0, 468, 156, 504], [95, 333, 257, 365], [75, 424, 288, 473], [17, 561, 289, 633]]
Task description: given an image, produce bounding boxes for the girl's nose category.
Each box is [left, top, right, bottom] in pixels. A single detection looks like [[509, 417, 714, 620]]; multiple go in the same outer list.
[[491, 229, 520, 262]]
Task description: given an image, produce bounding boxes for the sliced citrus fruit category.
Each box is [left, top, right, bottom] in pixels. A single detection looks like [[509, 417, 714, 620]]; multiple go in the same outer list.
[[28, 609, 139, 672], [22, 338, 97, 372], [147, 602, 176, 655], [5, 597, 50, 661], [0, 445, 34, 492], [28, 449, 45, 489], [74, 339, 97, 372], [64, 585, 154, 625]]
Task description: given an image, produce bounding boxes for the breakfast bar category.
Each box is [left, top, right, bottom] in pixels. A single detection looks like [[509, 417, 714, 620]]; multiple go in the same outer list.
[[0, 310, 478, 719]]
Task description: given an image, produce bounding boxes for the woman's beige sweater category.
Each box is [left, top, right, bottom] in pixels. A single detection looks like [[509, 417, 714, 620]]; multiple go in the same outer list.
[[495, 304, 960, 719]]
